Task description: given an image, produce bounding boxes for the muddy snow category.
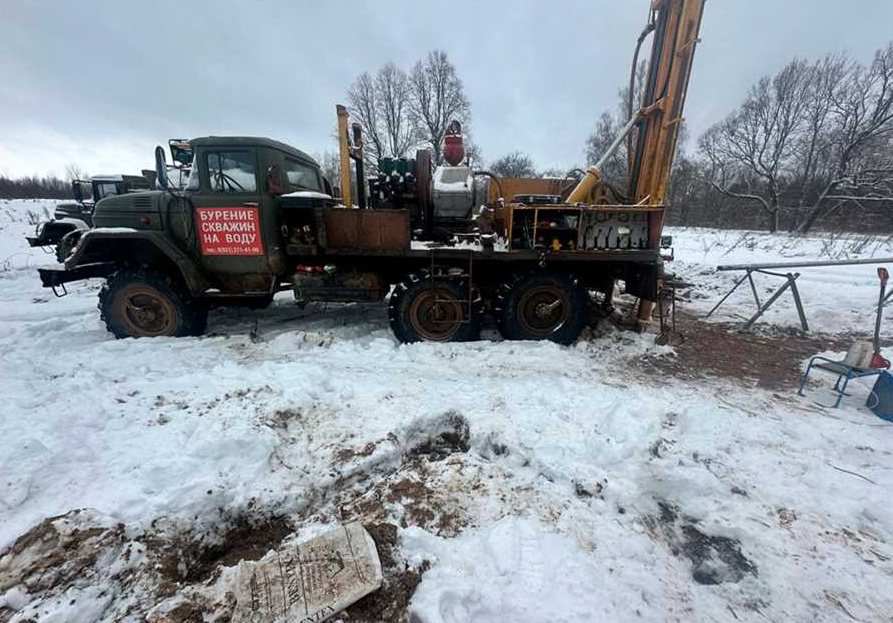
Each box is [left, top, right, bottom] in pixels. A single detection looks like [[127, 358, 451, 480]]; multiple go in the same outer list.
[[1, 199, 892, 622]]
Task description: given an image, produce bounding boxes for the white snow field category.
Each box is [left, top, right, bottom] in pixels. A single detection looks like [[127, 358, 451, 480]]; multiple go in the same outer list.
[[1, 199, 892, 622]]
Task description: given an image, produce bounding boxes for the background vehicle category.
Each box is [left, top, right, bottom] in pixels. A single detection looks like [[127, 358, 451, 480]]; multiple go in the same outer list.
[[26, 174, 152, 259], [36, 0, 705, 344]]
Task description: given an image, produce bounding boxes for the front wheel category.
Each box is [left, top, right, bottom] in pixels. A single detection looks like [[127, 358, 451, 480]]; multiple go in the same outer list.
[[388, 273, 481, 343], [99, 269, 208, 338], [495, 271, 588, 345]]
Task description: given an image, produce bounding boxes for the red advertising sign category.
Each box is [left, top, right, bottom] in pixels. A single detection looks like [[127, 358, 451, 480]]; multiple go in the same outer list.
[[196, 207, 264, 256]]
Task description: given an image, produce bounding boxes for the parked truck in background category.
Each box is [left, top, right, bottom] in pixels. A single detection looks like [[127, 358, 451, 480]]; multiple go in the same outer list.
[[26, 174, 152, 260]]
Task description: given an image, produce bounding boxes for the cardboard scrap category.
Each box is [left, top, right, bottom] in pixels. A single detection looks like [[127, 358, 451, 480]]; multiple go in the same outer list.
[[232, 522, 382, 623]]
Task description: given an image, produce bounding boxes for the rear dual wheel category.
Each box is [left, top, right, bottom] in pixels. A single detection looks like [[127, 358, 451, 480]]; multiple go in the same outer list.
[[495, 271, 588, 345], [389, 273, 481, 343]]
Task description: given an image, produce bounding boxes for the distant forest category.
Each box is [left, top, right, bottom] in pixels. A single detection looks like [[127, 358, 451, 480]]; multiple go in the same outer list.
[[0, 175, 73, 200]]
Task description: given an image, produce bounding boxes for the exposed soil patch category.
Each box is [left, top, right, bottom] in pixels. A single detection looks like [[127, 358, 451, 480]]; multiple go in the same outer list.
[[147, 512, 293, 586], [646, 501, 757, 586], [403, 411, 470, 460], [336, 441, 377, 463], [642, 310, 852, 390], [344, 523, 430, 623], [0, 510, 127, 595], [341, 455, 470, 538], [0, 510, 146, 622]]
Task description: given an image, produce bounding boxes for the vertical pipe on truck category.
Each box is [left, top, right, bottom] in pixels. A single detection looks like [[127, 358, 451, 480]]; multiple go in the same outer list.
[[351, 122, 367, 210], [337, 105, 352, 207]]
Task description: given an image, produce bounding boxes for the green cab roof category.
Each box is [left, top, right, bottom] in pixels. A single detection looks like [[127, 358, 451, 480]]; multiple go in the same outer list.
[[189, 136, 318, 165]]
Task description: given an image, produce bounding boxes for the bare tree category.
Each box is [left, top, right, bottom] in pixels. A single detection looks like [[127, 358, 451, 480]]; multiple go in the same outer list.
[[346, 71, 385, 168], [489, 151, 536, 178], [698, 46, 893, 233], [65, 163, 85, 181], [347, 64, 420, 172], [408, 50, 471, 163], [699, 59, 812, 232], [375, 63, 417, 159], [795, 43, 893, 232]]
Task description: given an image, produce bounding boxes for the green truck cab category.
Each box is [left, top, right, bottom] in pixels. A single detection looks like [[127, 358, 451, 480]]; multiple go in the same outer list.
[[40, 137, 334, 338]]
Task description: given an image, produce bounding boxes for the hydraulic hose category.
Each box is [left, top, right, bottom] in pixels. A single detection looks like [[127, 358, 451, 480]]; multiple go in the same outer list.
[[473, 170, 504, 203], [627, 14, 657, 190]]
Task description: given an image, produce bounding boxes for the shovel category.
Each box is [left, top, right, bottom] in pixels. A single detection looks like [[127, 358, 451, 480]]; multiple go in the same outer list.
[[872, 267, 890, 370]]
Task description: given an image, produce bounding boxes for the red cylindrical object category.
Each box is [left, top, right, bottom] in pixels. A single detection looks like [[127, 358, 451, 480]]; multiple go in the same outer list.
[[443, 135, 465, 166]]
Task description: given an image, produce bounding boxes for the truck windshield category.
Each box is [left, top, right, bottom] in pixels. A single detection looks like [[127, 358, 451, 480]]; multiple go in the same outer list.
[[94, 182, 120, 200], [207, 151, 257, 193], [285, 158, 322, 191]]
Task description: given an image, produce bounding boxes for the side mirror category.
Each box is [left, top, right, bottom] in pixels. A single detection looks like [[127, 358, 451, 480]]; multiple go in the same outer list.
[[155, 146, 169, 190], [169, 139, 194, 166], [72, 180, 84, 203]]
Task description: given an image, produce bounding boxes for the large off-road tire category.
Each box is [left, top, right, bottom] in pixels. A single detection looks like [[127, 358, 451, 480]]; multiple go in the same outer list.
[[495, 271, 588, 345], [99, 269, 208, 339], [388, 273, 481, 343]]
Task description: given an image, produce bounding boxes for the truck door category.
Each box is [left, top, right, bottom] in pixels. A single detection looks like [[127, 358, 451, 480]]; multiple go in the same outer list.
[[189, 147, 274, 294]]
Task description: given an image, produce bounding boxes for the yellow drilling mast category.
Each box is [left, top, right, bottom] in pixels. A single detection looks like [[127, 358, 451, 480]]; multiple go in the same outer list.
[[567, 0, 706, 319], [569, 0, 705, 213]]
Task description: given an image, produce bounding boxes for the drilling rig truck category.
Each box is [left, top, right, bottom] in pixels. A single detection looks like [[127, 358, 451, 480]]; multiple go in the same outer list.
[[36, 0, 705, 344]]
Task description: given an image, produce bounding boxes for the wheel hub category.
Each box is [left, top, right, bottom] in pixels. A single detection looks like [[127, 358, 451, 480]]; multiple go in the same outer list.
[[409, 288, 463, 341], [117, 288, 176, 336], [518, 285, 570, 337]]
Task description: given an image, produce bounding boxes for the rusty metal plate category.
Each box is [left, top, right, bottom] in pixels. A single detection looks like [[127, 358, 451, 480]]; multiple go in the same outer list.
[[323, 208, 409, 253], [487, 177, 567, 203]]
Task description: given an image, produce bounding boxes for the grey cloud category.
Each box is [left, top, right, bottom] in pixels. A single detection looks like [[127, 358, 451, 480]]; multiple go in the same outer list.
[[2, 0, 892, 177]]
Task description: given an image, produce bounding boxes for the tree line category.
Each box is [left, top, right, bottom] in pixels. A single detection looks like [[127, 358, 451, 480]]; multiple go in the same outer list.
[[0, 175, 73, 200]]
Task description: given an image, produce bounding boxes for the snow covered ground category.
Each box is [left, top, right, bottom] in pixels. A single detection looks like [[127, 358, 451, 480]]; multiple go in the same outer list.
[[1, 199, 892, 622]]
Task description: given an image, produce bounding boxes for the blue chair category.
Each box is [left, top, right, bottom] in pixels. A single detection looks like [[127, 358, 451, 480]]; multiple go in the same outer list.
[[799, 345, 887, 408]]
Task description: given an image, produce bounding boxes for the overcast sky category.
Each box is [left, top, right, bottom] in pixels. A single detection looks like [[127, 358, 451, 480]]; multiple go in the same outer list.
[[2, 0, 892, 178]]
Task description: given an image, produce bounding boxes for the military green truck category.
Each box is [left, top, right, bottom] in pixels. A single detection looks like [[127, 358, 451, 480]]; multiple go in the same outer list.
[[27, 174, 152, 259], [37, 135, 666, 344]]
